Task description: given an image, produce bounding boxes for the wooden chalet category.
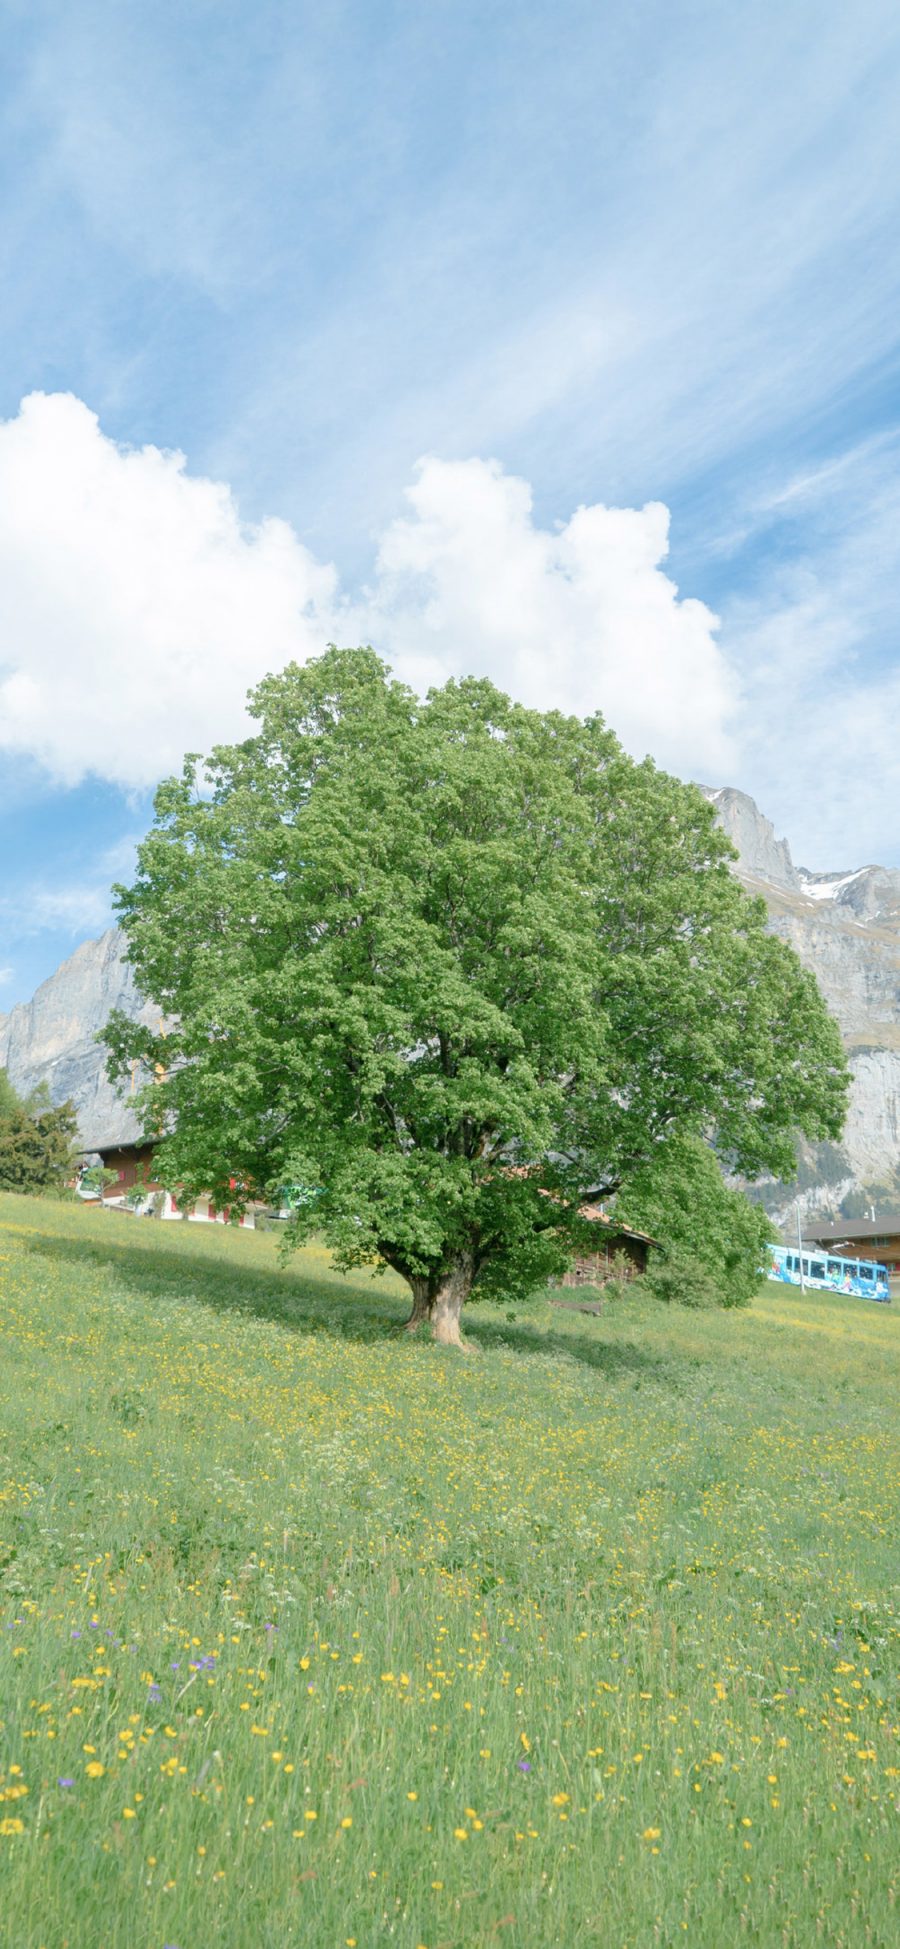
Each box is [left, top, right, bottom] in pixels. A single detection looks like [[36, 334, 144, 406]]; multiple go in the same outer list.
[[90, 1139, 159, 1198], [802, 1216, 900, 1276], [80, 1140, 260, 1226]]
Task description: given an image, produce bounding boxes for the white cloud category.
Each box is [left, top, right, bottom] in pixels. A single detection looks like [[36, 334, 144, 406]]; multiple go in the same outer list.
[[0, 966, 13, 987], [0, 393, 337, 790], [356, 457, 736, 777], [0, 394, 737, 792]]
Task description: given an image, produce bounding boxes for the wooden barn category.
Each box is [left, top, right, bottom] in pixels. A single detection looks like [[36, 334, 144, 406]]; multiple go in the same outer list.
[[557, 1206, 660, 1288]]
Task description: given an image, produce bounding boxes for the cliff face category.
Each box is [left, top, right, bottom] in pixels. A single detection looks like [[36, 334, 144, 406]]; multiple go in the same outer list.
[[701, 787, 802, 893], [0, 929, 159, 1151], [702, 788, 900, 1220]]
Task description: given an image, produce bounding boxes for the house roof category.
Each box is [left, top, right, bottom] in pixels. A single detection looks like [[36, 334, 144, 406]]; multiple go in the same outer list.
[[78, 1138, 155, 1161], [578, 1205, 661, 1248], [802, 1216, 900, 1244], [492, 1164, 661, 1244]]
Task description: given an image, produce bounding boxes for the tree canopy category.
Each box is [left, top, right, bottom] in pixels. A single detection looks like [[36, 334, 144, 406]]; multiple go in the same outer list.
[[618, 1133, 771, 1309], [0, 1070, 78, 1196], [105, 648, 848, 1343]]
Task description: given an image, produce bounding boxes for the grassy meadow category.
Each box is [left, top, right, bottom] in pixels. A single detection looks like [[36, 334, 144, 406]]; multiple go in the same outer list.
[[1, 1192, 899, 1948]]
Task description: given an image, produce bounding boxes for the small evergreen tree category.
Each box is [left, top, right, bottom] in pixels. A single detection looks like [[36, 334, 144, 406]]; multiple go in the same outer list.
[[0, 1071, 78, 1196]]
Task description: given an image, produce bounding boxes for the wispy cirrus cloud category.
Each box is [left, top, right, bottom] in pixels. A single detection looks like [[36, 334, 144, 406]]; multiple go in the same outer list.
[[722, 434, 900, 866], [0, 836, 140, 942], [5, 2, 899, 554]]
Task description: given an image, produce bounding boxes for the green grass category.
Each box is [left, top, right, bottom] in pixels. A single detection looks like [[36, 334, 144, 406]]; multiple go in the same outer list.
[[1, 1193, 899, 1949]]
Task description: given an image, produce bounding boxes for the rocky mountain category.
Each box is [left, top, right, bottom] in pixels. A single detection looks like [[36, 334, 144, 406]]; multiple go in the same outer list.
[[0, 929, 159, 1152], [702, 788, 900, 1222], [1, 790, 898, 1209]]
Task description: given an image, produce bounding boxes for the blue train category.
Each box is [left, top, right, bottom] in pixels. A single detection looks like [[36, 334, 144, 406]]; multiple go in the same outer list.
[[767, 1243, 891, 1302]]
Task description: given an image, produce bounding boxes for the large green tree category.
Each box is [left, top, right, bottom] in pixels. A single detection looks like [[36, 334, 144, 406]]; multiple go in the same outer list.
[[104, 648, 848, 1344]]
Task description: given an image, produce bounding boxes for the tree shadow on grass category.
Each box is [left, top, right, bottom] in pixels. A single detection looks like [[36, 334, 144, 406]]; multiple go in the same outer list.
[[23, 1224, 399, 1343], [463, 1309, 662, 1380], [23, 1224, 662, 1381]]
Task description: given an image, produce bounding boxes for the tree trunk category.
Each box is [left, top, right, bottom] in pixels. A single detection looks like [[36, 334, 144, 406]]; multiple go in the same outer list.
[[404, 1277, 431, 1332], [429, 1256, 474, 1349]]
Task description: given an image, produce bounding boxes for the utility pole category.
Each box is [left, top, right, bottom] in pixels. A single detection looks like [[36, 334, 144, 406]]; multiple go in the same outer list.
[[796, 1201, 806, 1292]]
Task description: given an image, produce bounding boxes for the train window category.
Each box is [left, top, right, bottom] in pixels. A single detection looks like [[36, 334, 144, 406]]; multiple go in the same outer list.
[[810, 1261, 825, 1280]]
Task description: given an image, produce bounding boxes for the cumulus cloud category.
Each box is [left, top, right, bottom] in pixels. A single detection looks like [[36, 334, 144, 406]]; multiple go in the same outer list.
[[357, 457, 736, 777], [0, 393, 737, 790], [0, 393, 337, 789]]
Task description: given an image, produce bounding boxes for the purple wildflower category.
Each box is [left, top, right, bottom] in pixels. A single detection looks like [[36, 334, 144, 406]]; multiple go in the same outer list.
[[58, 1777, 74, 1789], [517, 1759, 531, 1773]]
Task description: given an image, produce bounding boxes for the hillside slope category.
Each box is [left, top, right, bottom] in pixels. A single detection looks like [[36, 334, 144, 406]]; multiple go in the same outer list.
[[1, 1192, 899, 1946]]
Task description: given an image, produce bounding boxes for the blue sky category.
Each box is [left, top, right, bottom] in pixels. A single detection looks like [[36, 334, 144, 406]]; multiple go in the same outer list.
[[2, 0, 900, 1006]]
